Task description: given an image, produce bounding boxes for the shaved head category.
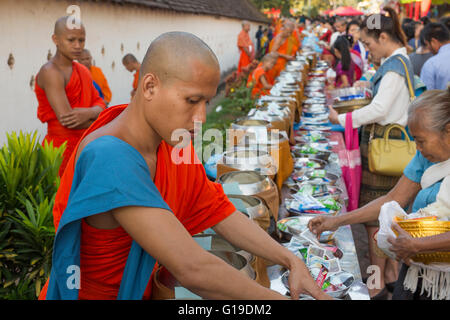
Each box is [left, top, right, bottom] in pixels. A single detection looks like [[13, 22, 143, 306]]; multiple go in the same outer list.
[[78, 49, 92, 69], [54, 15, 84, 36], [140, 31, 219, 85], [122, 53, 138, 65]]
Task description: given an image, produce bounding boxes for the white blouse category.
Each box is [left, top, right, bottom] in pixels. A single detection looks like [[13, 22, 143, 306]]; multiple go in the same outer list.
[[338, 47, 412, 129]]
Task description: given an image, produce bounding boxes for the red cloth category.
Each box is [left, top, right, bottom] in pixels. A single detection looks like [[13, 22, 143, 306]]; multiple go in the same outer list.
[[35, 61, 106, 176], [237, 30, 253, 73], [38, 105, 236, 300], [320, 29, 332, 43]]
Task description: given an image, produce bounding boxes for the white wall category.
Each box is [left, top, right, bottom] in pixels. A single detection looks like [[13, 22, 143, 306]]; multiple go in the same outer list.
[[0, 0, 264, 145]]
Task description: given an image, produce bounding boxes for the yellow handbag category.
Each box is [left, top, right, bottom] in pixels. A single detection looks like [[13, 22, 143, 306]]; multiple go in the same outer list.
[[368, 124, 416, 176], [368, 57, 417, 177]]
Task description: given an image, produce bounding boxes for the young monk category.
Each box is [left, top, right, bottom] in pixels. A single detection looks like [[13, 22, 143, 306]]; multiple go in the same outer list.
[[78, 49, 112, 106], [35, 17, 105, 176], [38, 32, 332, 300], [247, 52, 278, 98], [267, 20, 297, 81], [237, 21, 255, 74], [122, 53, 141, 98]]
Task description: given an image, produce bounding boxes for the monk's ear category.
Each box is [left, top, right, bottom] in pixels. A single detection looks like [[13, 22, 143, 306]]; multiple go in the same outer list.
[[52, 34, 58, 46], [142, 73, 158, 101]]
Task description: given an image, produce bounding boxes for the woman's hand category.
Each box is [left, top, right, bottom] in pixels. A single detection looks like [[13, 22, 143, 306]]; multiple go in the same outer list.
[[308, 216, 340, 240], [388, 223, 420, 265], [328, 105, 340, 125]]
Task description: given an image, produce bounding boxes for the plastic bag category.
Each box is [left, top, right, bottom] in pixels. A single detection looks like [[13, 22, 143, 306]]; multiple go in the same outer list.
[[376, 201, 407, 260]]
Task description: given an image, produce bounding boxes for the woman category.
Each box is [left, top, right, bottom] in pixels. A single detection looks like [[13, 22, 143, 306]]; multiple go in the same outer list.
[[328, 6, 415, 299], [346, 19, 368, 70], [329, 35, 355, 89], [310, 88, 450, 300]]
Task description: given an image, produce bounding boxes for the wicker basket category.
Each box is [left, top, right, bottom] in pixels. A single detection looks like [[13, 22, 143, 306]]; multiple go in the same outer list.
[[394, 220, 450, 264]]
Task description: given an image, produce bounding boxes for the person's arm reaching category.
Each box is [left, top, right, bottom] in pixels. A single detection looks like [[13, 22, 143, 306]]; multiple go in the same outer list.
[[308, 175, 421, 238], [112, 206, 288, 300], [260, 75, 273, 90], [213, 211, 333, 300]]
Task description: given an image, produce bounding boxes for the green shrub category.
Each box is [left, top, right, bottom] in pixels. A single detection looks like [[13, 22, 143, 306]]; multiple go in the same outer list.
[[0, 131, 64, 299]]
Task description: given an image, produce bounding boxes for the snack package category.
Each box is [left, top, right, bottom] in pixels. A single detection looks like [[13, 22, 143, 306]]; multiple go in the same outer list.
[[307, 245, 326, 264], [315, 265, 329, 288]]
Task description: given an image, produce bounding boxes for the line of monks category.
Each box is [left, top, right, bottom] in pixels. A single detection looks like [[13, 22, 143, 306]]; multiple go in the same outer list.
[[237, 19, 304, 98], [36, 17, 302, 178], [35, 18, 141, 175]]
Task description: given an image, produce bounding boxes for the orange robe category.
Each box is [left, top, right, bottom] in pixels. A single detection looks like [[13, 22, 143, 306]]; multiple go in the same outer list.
[[247, 64, 270, 98], [38, 105, 236, 300], [90, 66, 112, 104], [132, 69, 140, 91], [35, 62, 106, 176], [267, 34, 297, 81], [237, 30, 254, 73]]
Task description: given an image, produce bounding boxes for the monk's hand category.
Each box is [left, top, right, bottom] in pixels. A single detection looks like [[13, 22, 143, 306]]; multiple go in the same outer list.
[[308, 216, 339, 241], [327, 105, 339, 125], [60, 108, 96, 129], [287, 258, 334, 300], [387, 223, 419, 265]]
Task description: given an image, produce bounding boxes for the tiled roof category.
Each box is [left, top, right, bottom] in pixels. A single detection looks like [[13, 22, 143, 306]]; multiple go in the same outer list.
[[85, 0, 270, 24]]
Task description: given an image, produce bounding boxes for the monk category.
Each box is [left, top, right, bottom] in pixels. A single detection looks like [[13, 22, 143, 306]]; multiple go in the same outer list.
[[247, 52, 278, 98], [38, 32, 332, 301], [237, 21, 255, 74], [78, 49, 112, 105], [122, 53, 141, 98], [266, 20, 297, 81], [35, 16, 106, 176]]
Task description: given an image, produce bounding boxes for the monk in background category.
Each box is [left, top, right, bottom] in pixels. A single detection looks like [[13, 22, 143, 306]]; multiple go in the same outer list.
[[79, 49, 112, 106], [237, 21, 255, 74], [247, 52, 278, 98], [122, 53, 141, 98], [35, 16, 105, 176], [266, 20, 298, 82]]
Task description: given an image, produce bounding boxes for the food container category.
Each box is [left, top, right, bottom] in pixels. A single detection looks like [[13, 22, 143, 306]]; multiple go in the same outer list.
[[231, 118, 271, 132], [221, 149, 277, 176], [217, 170, 273, 196], [281, 270, 355, 299], [227, 194, 269, 220], [292, 149, 332, 162], [157, 250, 256, 295], [304, 171, 339, 185], [289, 183, 343, 202], [193, 233, 253, 263], [293, 157, 327, 170]]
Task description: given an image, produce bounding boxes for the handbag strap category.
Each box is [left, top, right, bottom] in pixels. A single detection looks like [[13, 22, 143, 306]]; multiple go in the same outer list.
[[383, 124, 415, 153], [396, 57, 415, 101]]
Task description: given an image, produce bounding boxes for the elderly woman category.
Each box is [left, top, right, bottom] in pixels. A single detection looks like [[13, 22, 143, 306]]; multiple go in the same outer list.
[[309, 88, 450, 300]]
